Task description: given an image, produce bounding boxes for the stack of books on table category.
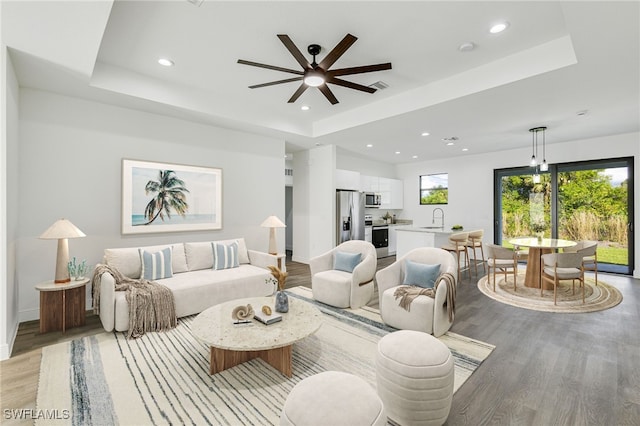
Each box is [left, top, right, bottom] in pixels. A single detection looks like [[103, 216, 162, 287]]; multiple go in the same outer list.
[[253, 310, 283, 325]]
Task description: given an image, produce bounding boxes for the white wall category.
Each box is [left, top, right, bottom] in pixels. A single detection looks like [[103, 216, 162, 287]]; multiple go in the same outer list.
[[292, 145, 335, 263], [16, 89, 286, 322], [397, 132, 640, 277], [1, 38, 22, 358], [336, 147, 396, 178]]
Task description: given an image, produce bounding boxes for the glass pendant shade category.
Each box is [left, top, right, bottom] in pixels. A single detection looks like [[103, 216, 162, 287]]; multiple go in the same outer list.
[[540, 160, 549, 171], [533, 173, 541, 183]]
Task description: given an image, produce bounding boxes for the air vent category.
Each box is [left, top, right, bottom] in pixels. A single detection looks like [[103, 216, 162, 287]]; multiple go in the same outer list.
[[285, 169, 293, 176], [369, 81, 389, 90]]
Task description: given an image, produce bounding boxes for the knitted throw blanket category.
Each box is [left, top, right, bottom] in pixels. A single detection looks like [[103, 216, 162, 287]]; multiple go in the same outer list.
[[393, 272, 457, 322], [92, 264, 177, 339]]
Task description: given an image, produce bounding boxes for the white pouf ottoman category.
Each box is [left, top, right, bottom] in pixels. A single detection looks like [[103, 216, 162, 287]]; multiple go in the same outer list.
[[280, 371, 386, 426], [376, 330, 454, 426]]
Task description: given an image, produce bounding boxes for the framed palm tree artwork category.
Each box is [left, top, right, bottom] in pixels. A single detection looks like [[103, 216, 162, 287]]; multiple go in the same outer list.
[[122, 159, 222, 234]]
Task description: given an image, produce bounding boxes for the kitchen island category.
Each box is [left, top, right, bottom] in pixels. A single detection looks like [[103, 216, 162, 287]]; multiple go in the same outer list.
[[395, 227, 454, 258]]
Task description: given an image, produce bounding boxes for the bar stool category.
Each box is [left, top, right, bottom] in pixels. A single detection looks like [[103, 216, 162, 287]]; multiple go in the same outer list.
[[441, 232, 470, 282], [464, 229, 486, 276]]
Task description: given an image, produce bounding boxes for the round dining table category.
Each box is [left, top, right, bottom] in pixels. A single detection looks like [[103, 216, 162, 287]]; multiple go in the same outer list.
[[508, 237, 577, 289]]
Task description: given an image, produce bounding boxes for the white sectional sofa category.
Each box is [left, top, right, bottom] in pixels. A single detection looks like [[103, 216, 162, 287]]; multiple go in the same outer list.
[[97, 238, 277, 332]]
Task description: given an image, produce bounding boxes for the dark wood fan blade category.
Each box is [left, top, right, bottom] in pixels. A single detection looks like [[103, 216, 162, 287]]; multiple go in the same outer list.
[[238, 59, 304, 75], [318, 33, 357, 71], [288, 83, 309, 103], [318, 84, 339, 104], [328, 63, 392, 77], [327, 77, 376, 93], [277, 35, 311, 70], [249, 77, 303, 89]]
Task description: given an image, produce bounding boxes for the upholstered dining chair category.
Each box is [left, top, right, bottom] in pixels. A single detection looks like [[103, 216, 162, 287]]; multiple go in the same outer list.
[[540, 252, 585, 305], [310, 240, 377, 309], [464, 229, 486, 276], [375, 247, 457, 337], [485, 244, 519, 291], [441, 232, 470, 282], [564, 240, 598, 285]]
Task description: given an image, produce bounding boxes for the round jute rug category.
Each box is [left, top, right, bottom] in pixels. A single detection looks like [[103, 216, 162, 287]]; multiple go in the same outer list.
[[477, 271, 623, 313]]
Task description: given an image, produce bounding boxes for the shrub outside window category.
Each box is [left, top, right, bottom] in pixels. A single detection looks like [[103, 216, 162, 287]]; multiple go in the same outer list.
[[420, 173, 448, 204]]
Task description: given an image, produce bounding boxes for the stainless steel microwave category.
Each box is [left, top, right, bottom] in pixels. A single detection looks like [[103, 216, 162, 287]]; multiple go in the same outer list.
[[365, 192, 382, 208]]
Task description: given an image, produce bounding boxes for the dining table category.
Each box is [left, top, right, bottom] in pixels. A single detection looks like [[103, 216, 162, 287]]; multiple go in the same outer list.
[[508, 237, 577, 289]]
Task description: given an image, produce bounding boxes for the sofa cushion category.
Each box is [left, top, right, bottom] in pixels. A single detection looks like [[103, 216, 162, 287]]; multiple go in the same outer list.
[[139, 247, 173, 280], [105, 243, 187, 278], [334, 251, 362, 273], [212, 241, 239, 270], [403, 260, 440, 289]]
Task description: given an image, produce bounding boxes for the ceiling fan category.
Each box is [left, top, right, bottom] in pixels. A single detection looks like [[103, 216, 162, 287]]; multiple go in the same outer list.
[[237, 34, 392, 105]]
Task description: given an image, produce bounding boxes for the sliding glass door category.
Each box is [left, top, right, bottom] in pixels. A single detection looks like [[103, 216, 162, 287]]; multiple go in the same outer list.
[[494, 157, 634, 274]]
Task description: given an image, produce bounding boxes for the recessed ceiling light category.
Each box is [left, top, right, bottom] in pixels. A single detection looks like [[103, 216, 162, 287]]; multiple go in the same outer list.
[[395, 151, 401, 155], [489, 22, 509, 34], [459, 42, 475, 52], [446, 142, 455, 146], [301, 105, 310, 111], [158, 58, 174, 67], [366, 144, 373, 148], [412, 155, 418, 159], [421, 132, 430, 136], [462, 148, 469, 152]]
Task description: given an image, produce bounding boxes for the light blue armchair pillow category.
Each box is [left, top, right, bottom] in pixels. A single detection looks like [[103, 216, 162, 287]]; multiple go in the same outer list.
[[403, 260, 441, 289], [334, 251, 362, 273]]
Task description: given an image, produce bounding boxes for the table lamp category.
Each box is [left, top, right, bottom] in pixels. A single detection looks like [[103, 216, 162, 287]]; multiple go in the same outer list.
[[39, 218, 86, 284], [260, 215, 286, 255]]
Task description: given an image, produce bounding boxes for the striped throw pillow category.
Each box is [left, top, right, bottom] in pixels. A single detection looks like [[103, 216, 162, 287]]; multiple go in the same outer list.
[[139, 247, 173, 281], [212, 241, 239, 270]]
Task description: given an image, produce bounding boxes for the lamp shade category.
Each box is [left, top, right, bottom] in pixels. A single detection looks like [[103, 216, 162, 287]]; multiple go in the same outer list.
[[260, 216, 286, 228], [39, 219, 86, 284], [39, 218, 86, 239], [261, 216, 285, 255]]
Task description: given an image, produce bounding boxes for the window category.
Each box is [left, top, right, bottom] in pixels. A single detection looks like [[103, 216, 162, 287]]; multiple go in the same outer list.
[[420, 173, 448, 205]]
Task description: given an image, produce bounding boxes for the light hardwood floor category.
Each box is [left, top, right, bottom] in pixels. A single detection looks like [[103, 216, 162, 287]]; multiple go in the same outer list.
[[1, 258, 638, 425]]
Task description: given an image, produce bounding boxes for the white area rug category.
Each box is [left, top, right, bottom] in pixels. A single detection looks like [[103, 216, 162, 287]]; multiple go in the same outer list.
[[37, 290, 494, 425]]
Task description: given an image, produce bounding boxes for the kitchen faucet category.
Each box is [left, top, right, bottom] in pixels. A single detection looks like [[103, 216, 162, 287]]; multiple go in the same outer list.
[[432, 208, 445, 228]]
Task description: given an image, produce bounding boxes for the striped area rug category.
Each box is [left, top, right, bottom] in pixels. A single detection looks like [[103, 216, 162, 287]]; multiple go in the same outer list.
[[37, 293, 494, 425]]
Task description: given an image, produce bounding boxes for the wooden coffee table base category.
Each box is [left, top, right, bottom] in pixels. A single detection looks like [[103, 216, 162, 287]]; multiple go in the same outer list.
[[209, 345, 293, 377]]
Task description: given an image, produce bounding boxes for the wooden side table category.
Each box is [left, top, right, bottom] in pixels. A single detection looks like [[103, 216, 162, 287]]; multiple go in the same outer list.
[[35, 278, 89, 333]]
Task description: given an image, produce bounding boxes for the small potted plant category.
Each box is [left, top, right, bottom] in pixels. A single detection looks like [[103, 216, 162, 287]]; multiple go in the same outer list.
[[382, 211, 392, 224], [531, 221, 547, 241], [451, 224, 463, 231]]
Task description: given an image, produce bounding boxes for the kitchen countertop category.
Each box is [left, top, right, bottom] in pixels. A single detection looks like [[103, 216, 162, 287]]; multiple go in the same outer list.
[[395, 226, 454, 234]]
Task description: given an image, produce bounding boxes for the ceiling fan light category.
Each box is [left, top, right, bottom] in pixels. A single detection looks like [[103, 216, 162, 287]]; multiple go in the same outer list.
[[304, 72, 325, 87]]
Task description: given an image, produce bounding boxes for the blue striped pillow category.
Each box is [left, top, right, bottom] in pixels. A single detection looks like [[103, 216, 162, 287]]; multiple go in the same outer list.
[[212, 241, 239, 270], [139, 247, 173, 281]]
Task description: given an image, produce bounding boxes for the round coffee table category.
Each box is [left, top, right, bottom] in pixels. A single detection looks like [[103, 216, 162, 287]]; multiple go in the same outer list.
[[192, 296, 322, 377]]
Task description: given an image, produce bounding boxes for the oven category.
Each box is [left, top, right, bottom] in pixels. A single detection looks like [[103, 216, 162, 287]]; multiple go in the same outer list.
[[372, 225, 389, 258]]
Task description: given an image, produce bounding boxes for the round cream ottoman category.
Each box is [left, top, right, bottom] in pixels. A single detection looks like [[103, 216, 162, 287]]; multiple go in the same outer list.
[[376, 330, 454, 426], [280, 371, 386, 426]]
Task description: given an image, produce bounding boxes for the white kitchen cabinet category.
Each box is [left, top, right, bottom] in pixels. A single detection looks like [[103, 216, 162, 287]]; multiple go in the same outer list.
[[335, 169, 361, 191], [360, 175, 377, 192], [388, 225, 408, 255], [361, 175, 403, 209]]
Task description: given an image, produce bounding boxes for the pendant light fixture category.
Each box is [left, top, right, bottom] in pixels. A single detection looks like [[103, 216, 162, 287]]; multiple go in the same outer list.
[[529, 126, 548, 180]]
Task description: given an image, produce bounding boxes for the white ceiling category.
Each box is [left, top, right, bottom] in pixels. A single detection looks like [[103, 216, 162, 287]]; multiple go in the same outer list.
[[4, 1, 639, 164]]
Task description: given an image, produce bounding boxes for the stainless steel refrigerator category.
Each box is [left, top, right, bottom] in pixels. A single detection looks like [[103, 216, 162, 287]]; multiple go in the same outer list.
[[337, 190, 365, 243]]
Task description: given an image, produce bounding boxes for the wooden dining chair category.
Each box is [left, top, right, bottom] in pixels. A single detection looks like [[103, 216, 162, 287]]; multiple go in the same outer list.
[[564, 240, 598, 286], [485, 244, 518, 291], [540, 252, 585, 305]]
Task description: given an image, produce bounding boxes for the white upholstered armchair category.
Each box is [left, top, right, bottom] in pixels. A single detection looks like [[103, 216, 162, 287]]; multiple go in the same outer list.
[[310, 240, 377, 309], [376, 247, 457, 337]]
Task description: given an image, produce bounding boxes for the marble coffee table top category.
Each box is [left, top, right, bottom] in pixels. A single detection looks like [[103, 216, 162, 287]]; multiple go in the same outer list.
[[192, 296, 323, 352]]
